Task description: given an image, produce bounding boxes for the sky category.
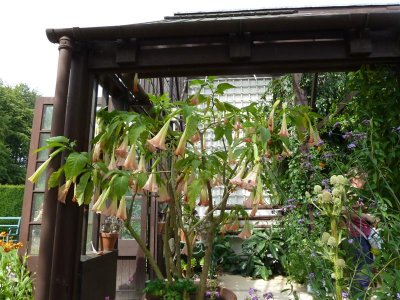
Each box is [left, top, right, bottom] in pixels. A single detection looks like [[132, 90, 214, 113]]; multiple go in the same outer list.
[[0, 0, 399, 96]]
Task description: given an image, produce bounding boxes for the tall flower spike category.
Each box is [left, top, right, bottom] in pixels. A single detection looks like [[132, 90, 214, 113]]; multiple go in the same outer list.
[[116, 196, 127, 220], [115, 135, 129, 158], [278, 103, 289, 138], [229, 164, 246, 186], [146, 119, 171, 152], [123, 146, 138, 170], [142, 173, 158, 193], [268, 100, 281, 134]]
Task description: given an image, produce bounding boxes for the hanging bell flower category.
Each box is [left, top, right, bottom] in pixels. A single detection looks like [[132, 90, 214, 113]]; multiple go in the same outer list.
[[123, 146, 138, 170], [116, 196, 127, 220], [146, 119, 171, 152], [229, 164, 246, 187], [104, 197, 118, 217], [92, 143, 102, 162], [278, 104, 289, 138], [190, 132, 201, 143], [108, 152, 117, 171], [198, 185, 209, 206], [142, 173, 158, 193], [268, 100, 281, 133], [241, 164, 260, 191], [136, 155, 147, 174], [158, 183, 171, 203], [58, 180, 73, 203], [115, 135, 129, 158], [243, 191, 254, 208], [238, 220, 252, 240], [175, 133, 187, 157], [92, 186, 111, 214]]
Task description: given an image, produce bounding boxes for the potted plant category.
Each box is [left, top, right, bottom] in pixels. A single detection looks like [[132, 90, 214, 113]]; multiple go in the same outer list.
[[100, 216, 121, 251], [29, 77, 318, 299]]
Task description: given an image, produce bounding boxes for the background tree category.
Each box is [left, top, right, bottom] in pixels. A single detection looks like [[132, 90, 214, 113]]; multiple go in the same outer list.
[[0, 80, 37, 184]]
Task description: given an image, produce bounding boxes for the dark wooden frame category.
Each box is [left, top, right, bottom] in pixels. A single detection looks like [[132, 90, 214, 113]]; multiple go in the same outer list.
[[19, 5, 400, 300]]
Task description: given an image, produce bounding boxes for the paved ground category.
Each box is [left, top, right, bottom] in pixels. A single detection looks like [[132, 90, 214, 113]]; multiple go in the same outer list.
[[218, 274, 313, 300]]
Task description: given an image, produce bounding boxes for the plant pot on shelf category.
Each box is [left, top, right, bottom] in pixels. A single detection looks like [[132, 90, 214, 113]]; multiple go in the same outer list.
[[100, 232, 118, 251]]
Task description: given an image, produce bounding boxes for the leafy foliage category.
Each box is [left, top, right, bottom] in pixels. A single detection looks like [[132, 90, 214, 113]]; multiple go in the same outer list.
[[0, 81, 37, 184], [0, 185, 24, 217]]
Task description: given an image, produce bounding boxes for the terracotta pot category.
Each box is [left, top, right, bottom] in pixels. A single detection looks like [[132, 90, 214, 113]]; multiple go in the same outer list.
[[100, 232, 118, 251]]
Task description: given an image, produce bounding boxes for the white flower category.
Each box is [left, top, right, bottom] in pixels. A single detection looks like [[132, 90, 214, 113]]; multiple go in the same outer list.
[[314, 185, 322, 194]]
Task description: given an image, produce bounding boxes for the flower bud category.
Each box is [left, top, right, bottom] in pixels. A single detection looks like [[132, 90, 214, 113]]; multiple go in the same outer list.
[[330, 175, 338, 185], [336, 258, 346, 268], [321, 232, 330, 243], [322, 191, 332, 203], [327, 236, 337, 247], [314, 185, 322, 194]]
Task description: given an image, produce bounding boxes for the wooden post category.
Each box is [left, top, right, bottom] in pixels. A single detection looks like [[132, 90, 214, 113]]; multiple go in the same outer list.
[[36, 36, 73, 300]]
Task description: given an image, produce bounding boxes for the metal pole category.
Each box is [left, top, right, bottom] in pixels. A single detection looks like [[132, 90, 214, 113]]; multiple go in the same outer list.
[[36, 36, 73, 300], [49, 47, 94, 300]]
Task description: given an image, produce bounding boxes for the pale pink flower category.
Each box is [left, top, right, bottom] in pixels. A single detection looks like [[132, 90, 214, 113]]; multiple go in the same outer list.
[[136, 155, 147, 173], [278, 112, 289, 138], [268, 100, 281, 133], [107, 153, 117, 171], [115, 136, 129, 158], [146, 119, 171, 152], [238, 221, 252, 240], [92, 143, 102, 162], [190, 132, 201, 143], [116, 196, 127, 220], [175, 133, 187, 156], [229, 164, 246, 186], [58, 180, 72, 203], [123, 146, 138, 170], [158, 184, 171, 203], [198, 186, 209, 206], [241, 164, 260, 191], [243, 192, 254, 208], [115, 155, 125, 167], [92, 186, 111, 214], [142, 173, 158, 193], [104, 197, 118, 217]]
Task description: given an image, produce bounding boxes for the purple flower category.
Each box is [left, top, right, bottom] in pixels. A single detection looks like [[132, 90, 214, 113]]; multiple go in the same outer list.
[[348, 239, 354, 244], [251, 296, 258, 300], [263, 292, 274, 300], [342, 132, 353, 140], [396, 292, 400, 299], [297, 218, 304, 224], [342, 291, 349, 299], [309, 272, 316, 280], [284, 204, 295, 210], [347, 143, 356, 150], [394, 126, 400, 133], [215, 291, 220, 298], [321, 179, 330, 188], [323, 152, 333, 159], [333, 122, 341, 128], [317, 139, 324, 146], [248, 288, 256, 295], [287, 198, 296, 203], [205, 291, 211, 298]]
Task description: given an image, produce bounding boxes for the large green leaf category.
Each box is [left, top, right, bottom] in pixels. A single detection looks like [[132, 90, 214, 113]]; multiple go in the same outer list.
[[76, 172, 91, 205], [215, 83, 235, 95], [188, 179, 202, 210], [47, 166, 64, 188], [184, 115, 199, 139], [128, 124, 146, 144], [64, 152, 89, 179], [83, 181, 94, 205], [214, 125, 225, 141], [112, 175, 129, 198]]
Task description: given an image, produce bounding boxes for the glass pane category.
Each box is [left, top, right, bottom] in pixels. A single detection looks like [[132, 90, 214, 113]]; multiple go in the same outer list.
[[34, 163, 46, 191], [120, 198, 142, 240], [37, 133, 51, 161], [41, 105, 53, 130], [31, 193, 44, 222], [28, 225, 41, 255]]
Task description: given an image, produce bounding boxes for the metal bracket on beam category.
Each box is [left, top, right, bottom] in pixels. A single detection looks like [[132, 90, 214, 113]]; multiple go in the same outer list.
[[229, 32, 252, 60], [349, 29, 372, 56], [116, 39, 137, 64]]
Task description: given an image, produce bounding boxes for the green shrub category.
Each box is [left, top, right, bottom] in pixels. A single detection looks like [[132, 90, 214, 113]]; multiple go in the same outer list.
[[0, 185, 24, 217]]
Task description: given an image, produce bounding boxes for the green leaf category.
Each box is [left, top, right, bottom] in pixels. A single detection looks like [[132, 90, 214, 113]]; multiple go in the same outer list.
[[48, 166, 64, 188], [189, 79, 206, 87], [76, 172, 91, 205], [184, 115, 199, 139], [224, 125, 233, 145], [214, 99, 225, 111], [215, 83, 235, 95], [259, 266, 270, 280], [223, 102, 240, 113], [137, 173, 148, 188], [260, 126, 271, 144], [128, 124, 146, 144], [214, 125, 225, 141], [188, 179, 202, 210], [46, 136, 70, 145], [64, 152, 89, 179], [83, 181, 94, 205], [112, 175, 129, 198]]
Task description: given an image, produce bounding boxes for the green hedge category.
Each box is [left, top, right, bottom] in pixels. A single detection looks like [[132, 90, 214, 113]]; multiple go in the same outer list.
[[0, 185, 24, 217]]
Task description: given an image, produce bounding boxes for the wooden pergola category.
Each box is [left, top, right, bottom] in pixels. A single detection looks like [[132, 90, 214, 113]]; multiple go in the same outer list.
[[20, 5, 400, 300]]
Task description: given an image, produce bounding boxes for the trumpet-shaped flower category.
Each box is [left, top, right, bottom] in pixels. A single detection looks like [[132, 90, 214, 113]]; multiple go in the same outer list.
[[116, 196, 127, 220], [238, 221, 252, 240], [115, 136, 129, 158], [92, 186, 111, 214], [278, 112, 289, 138], [58, 180, 73, 203], [108, 153, 117, 171], [142, 173, 158, 193], [190, 132, 201, 143], [104, 197, 118, 217], [123, 146, 138, 170], [175, 133, 187, 156], [136, 155, 147, 174], [268, 100, 281, 133], [92, 143, 102, 162], [241, 164, 260, 191], [243, 192, 254, 208], [229, 164, 246, 186], [146, 119, 171, 152], [198, 186, 209, 206], [158, 183, 171, 203], [28, 156, 53, 183]]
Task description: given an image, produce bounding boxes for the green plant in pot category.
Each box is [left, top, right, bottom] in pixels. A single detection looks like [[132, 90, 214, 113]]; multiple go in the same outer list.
[[29, 77, 319, 299]]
